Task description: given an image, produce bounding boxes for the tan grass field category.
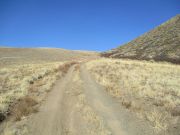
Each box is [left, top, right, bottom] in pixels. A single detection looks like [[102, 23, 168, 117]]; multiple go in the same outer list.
[[0, 48, 98, 68], [86, 58, 180, 132], [0, 62, 65, 120], [0, 48, 100, 135], [0, 47, 180, 135]]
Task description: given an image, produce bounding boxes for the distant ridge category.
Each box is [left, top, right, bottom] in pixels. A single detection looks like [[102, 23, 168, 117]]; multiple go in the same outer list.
[[0, 48, 98, 67], [102, 14, 180, 64]]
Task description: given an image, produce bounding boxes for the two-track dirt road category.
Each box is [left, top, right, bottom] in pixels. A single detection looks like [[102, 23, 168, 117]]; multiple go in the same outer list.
[[26, 64, 155, 135]]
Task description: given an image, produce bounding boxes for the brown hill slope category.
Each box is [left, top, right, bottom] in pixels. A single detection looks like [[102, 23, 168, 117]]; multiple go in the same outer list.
[[0, 48, 99, 67], [102, 14, 180, 64]]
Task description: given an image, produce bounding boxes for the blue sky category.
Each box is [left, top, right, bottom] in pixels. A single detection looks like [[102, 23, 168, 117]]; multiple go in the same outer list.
[[0, 0, 179, 51]]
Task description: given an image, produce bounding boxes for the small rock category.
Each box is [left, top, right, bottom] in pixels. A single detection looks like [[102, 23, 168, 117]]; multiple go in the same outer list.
[[0, 112, 6, 122]]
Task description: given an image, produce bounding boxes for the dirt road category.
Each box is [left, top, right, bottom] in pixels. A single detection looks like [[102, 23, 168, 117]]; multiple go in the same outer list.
[[26, 64, 155, 135], [27, 65, 75, 135]]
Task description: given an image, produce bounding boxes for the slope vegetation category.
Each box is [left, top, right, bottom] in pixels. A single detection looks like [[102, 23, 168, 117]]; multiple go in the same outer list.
[[102, 14, 180, 64]]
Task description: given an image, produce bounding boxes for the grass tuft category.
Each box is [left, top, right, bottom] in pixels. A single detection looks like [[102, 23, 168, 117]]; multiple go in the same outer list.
[[9, 96, 38, 121]]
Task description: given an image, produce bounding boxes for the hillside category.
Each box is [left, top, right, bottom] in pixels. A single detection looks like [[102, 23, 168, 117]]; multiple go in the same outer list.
[[101, 14, 180, 64], [0, 47, 99, 67]]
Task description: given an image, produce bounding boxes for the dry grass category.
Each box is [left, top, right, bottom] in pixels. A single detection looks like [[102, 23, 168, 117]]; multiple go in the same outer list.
[[0, 61, 76, 122], [0, 61, 77, 134], [58, 61, 78, 75], [0, 62, 61, 113], [102, 15, 180, 64], [86, 58, 180, 132], [1, 121, 28, 135], [10, 96, 38, 121], [0, 48, 99, 68]]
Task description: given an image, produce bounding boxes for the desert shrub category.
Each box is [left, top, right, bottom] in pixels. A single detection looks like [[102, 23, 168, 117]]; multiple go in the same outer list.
[[58, 61, 77, 74], [9, 96, 38, 121]]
